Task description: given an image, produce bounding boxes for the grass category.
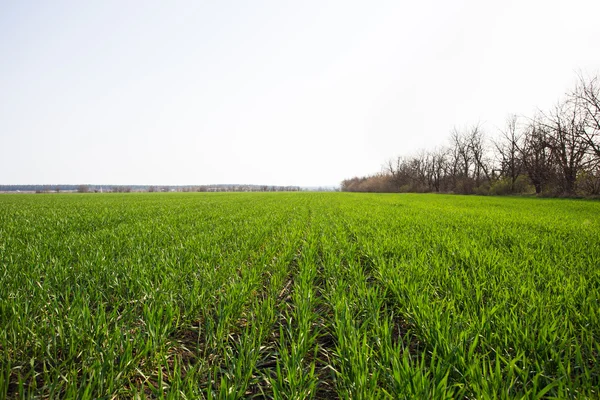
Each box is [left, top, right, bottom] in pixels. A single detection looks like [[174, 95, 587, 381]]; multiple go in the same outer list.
[[0, 192, 598, 398]]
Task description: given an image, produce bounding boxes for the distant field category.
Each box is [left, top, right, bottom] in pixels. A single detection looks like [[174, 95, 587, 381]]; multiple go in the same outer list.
[[1, 193, 598, 399]]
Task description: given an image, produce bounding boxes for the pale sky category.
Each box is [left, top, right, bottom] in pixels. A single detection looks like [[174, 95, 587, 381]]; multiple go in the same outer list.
[[1, 1, 599, 186]]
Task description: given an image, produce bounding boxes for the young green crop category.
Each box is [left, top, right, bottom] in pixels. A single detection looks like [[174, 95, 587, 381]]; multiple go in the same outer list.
[[0, 192, 598, 398]]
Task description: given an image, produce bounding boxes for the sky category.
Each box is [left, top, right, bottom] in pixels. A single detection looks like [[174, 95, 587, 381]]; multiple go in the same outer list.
[[1, 0, 599, 187]]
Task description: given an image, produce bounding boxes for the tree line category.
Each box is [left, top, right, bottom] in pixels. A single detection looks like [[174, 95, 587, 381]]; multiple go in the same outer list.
[[342, 73, 600, 196], [0, 184, 302, 193]]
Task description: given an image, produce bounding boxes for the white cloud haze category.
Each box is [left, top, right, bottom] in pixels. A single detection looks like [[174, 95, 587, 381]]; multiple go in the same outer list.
[[1, 0, 599, 186]]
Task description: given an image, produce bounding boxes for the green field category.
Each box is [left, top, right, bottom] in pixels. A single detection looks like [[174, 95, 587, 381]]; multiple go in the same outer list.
[[1, 193, 599, 399]]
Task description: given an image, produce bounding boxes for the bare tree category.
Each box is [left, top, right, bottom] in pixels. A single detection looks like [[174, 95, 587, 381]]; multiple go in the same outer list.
[[385, 157, 403, 191], [571, 73, 600, 157], [449, 127, 480, 193], [520, 118, 555, 194], [467, 123, 492, 184], [494, 114, 524, 192], [450, 127, 473, 179], [425, 148, 447, 192], [543, 100, 590, 194]]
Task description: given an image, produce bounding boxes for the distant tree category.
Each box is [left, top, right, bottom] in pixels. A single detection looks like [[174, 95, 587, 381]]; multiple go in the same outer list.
[[427, 148, 448, 192], [467, 124, 492, 185], [520, 118, 555, 194], [385, 157, 404, 190], [571, 73, 600, 157], [543, 100, 590, 194], [451, 127, 474, 180], [494, 115, 525, 192], [77, 185, 89, 193], [449, 127, 479, 193]]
